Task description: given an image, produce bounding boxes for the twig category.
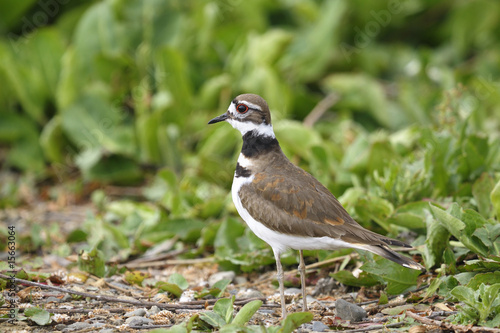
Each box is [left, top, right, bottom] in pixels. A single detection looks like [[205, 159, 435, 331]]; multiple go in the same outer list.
[[178, 297, 268, 306], [73, 325, 114, 333], [338, 322, 405, 332], [129, 324, 173, 329], [3, 307, 131, 314], [406, 311, 500, 333], [248, 254, 359, 287], [0, 273, 201, 310], [427, 310, 458, 319], [125, 249, 186, 265], [104, 281, 133, 294], [119, 257, 215, 269], [303, 93, 340, 128]]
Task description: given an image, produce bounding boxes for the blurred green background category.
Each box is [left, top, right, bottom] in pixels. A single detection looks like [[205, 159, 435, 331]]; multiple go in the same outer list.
[[1, 0, 499, 184], [2, 0, 500, 317]]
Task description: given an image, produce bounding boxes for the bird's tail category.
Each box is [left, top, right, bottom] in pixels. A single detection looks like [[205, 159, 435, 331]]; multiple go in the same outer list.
[[362, 244, 424, 270]]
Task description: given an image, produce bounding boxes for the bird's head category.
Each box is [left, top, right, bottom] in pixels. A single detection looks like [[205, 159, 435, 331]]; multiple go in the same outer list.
[[208, 94, 274, 137]]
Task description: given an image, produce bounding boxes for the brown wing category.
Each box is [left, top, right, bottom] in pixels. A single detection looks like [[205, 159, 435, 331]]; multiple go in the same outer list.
[[239, 158, 409, 248]]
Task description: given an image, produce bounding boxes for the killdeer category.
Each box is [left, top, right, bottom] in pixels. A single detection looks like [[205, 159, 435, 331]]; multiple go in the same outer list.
[[208, 94, 423, 318]]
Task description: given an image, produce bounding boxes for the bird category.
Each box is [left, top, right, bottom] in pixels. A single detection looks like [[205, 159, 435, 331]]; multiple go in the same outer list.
[[208, 93, 423, 318]]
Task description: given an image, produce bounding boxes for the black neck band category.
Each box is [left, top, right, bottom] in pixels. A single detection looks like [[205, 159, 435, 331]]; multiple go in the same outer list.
[[241, 131, 280, 158]]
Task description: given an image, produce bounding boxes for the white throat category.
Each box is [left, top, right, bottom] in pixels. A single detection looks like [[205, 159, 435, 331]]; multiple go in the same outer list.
[[228, 119, 275, 138]]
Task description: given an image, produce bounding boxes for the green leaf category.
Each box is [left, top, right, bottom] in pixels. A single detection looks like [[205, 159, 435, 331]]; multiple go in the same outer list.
[[61, 94, 135, 155], [0, 0, 37, 30], [424, 212, 450, 268], [278, 312, 313, 333], [214, 218, 246, 259], [491, 180, 500, 219], [232, 300, 262, 325], [361, 258, 421, 295], [381, 304, 414, 315], [367, 137, 399, 175], [472, 173, 496, 217], [354, 195, 394, 231], [281, 0, 346, 81], [463, 135, 489, 178], [78, 248, 106, 277], [155, 47, 193, 120], [451, 286, 476, 304], [168, 273, 189, 290], [39, 116, 66, 163], [199, 311, 226, 329], [387, 201, 428, 230], [24, 307, 52, 326], [195, 278, 232, 299], [378, 292, 388, 305], [430, 204, 490, 256], [125, 271, 150, 286], [212, 279, 231, 298], [423, 277, 442, 300], [156, 282, 183, 298], [430, 203, 465, 235], [485, 313, 500, 328], [213, 297, 234, 324], [66, 229, 88, 243]]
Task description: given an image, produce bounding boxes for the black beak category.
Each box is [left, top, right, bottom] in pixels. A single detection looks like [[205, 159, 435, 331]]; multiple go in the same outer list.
[[208, 112, 228, 124]]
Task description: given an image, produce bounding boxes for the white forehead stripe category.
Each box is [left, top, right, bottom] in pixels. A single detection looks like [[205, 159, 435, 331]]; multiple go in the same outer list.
[[228, 103, 236, 114], [238, 100, 262, 111]]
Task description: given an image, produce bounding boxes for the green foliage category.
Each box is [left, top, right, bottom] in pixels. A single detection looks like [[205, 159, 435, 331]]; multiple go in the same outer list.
[[450, 284, 500, 327], [155, 274, 189, 298], [164, 296, 311, 333], [360, 256, 422, 295], [77, 248, 107, 278], [124, 270, 150, 286], [2, 0, 500, 328]]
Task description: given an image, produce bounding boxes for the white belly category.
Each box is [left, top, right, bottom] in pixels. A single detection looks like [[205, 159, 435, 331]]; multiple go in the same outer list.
[[231, 174, 357, 256]]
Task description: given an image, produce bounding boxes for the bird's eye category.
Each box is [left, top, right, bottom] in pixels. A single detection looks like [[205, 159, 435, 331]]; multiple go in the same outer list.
[[236, 104, 249, 114]]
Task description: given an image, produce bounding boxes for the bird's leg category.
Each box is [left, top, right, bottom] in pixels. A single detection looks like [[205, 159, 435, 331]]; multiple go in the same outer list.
[[274, 251, 287, 318], [298, 250, 308, 312]]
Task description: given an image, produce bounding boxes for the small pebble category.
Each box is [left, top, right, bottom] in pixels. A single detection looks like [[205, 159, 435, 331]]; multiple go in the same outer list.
[[312, 277, 336, 296], [153, 293, 170, 302], [147, 305, 161, 316], [237, 289, 264, 299], [125, 316, 153, 326], [179, 289, 196, 302], [60, 294, 72, 302], [208, 271, 236, 287], [112, 319, 124, 326], [124, 308, 147, 317], [284, 288, 301, 295], [63, 322, 92, 332], [312, 321, 329, 332], [45, 296, 62, 303], [234, 276, 248, 285], [306, 295, 317, 303], [335, 299, 367, 322]]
